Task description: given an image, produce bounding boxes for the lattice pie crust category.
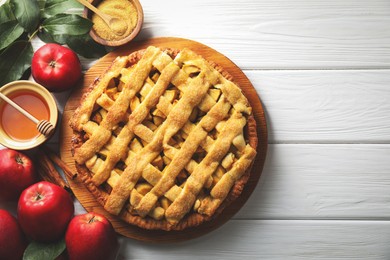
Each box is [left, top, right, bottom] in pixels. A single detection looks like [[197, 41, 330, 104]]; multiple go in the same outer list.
[[70, 46, 257, 230]]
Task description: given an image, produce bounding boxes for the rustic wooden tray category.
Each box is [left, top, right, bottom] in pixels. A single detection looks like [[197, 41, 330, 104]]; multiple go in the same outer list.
[[60, 37, 267, 242]]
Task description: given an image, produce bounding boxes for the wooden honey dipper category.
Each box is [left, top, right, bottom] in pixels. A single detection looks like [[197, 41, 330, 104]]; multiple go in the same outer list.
[[0, 92, 55, 137]]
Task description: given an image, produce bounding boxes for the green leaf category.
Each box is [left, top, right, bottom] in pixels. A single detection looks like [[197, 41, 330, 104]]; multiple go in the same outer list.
[[10, 0, 40, 33], [66, 33, 107, 58], [0, 1, 15, 23], [0, 20, 24, 51], [38, 0, 46, 18], [0, 41, 33, 86], [42, 0, 82, 18], [37, 28, 56, 43], [38, 27, 67, 44], [38, 0, 46, 10], [42, 13, 92, 36], [23, 239, 66, 260]]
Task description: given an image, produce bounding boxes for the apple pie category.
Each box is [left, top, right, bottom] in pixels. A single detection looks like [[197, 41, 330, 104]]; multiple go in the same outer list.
[[70, 46, 258, 230]]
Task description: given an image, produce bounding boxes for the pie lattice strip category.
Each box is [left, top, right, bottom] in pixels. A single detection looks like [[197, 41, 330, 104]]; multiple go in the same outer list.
[[131, 122, 237, 208], [75, 46, 225, 184], [164, 111, 248, 224], [128, 100, 230, 212], [104, 62, 218, 216], [84, 139, 184, 205], [129, 116, 252, 221], [82, 102, 208, 214], [89, 47, 220, 186], [91, 51, 183, 185], [74, 47, 163, 165], [131, 50, 256, 221], [119, 99, 244, 221], [174, 49, 252, 115], [197, 144, 257, 216], [134, 96, 232, 217], [70, 56, 129, 132]]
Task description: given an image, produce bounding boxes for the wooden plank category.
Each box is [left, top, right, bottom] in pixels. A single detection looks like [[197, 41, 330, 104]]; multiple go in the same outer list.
[[118, 219, 390, 259], [29, 0, 390, 70], [235, 144, 390, 220], [245, 69, 390, 143], [135, 0, 390, 69]]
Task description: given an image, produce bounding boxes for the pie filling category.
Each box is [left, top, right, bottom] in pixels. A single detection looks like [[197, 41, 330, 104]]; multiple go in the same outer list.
[[70, 46, 257, 230]]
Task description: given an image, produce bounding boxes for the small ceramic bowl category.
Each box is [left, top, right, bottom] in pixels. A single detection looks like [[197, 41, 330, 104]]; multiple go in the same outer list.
[[0, 81, 58, 150], [84, 0, 144, 47]]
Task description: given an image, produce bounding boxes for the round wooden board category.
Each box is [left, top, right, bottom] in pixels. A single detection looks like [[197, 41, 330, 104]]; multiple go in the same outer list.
[[60, 37, 267, 243]]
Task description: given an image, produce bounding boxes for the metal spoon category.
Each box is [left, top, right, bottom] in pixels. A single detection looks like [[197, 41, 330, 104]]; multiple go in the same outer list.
[[76, 0, 127, 36], [0, 92, 54, 137]]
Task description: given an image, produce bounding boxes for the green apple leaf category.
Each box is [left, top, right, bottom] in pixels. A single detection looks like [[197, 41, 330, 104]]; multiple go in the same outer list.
[[66, 33, 107, 58], [38, 0, 47, 10], [10, 0, 40, 33], [37, 28, 57, 43], [0, 41, 33, 86], [42, 0, 83, 18], [38, 28, 68, 45], [41, 13, 92, 36], [0, 20, 25, 51], [0, 1, 16, 23], [23, 239, 66, 260]]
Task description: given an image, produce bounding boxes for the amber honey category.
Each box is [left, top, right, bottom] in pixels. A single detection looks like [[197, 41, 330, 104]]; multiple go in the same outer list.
[[0, 90, 50, 141]]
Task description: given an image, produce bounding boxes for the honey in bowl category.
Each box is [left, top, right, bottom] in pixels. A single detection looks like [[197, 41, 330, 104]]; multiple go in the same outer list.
[[0, 90, 50, 141], [0, 80, 58, 150]]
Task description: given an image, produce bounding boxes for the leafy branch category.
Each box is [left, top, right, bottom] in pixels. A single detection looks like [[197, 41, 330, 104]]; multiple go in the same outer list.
[[0, 0, 107, 86]]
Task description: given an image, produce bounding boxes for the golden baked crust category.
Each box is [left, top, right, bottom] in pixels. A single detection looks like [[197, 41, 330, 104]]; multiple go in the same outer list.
[[70, 46, 257, 230]]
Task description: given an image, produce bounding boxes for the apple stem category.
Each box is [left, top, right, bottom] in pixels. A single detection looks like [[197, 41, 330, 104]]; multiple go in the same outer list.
[[15, 155, 24, 165], [88, 216, 96, 224], [34, 192, 43, 201], [49, 60, 56, 68], [28, 27, 40, 42]]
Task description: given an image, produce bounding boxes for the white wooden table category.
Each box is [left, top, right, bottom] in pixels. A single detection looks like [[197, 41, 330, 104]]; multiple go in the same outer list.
[[3, 0, 390, 259]]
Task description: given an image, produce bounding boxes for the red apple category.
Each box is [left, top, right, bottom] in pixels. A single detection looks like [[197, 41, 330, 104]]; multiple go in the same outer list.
[[31, 43, 82, 92], [17, 181, 74, 242], [0, 149, 37, 201], [65, 212, 119, 260], [0, 209, 28, 260]]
